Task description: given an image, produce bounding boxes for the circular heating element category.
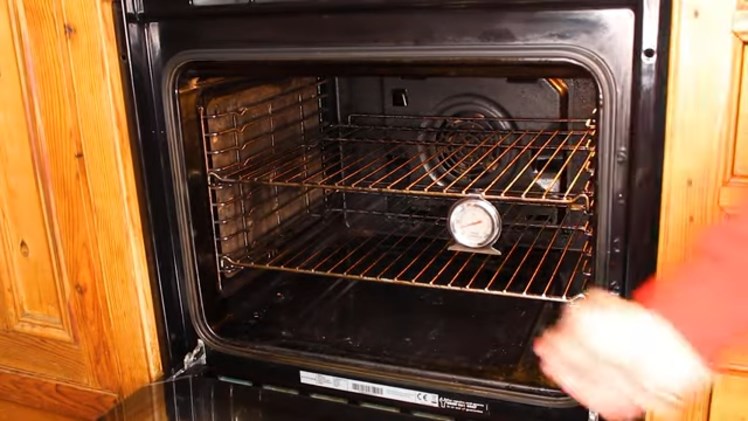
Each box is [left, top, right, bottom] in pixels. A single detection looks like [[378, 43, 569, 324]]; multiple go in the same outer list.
[[417, 95, 519, 191]]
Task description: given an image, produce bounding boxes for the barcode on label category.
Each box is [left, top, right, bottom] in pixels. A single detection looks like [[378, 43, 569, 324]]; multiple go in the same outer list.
[[352, 383, 384, 395], [300, 371, 439, 408]]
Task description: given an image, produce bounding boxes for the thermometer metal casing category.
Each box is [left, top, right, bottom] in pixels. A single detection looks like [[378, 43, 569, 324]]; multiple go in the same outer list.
[[447, 198, 502, 249]]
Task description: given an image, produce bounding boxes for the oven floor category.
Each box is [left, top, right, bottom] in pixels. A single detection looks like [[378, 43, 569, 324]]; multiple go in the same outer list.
[[217, 274, 561, 391]]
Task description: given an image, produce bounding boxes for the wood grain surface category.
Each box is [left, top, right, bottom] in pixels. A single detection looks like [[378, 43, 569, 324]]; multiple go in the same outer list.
[[0, 0, 160, 417]]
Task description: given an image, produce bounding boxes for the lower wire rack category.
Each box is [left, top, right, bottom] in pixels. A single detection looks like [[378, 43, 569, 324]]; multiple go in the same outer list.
[[221, 206, 593, 303]]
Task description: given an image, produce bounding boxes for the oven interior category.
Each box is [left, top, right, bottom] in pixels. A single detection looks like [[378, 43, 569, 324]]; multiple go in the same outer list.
[[175, 61, 599, 397]]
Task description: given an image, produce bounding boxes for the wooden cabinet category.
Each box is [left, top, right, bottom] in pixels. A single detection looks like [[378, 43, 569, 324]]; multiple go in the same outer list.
[[656, 0, 748, 419], [710, 374, 748, 420], [0, 0, 159, 418]]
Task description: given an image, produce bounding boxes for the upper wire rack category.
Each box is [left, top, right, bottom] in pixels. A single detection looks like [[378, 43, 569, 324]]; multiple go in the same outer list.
[[204, 113, 596, 208]]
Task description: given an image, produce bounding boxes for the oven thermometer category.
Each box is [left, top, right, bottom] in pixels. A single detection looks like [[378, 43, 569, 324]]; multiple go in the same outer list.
[[447, 198, 502, 249]]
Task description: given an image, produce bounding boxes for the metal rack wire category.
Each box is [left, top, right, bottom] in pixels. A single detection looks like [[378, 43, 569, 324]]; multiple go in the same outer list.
[[204, 112, 596, 208], [220, 201, 592, 302]]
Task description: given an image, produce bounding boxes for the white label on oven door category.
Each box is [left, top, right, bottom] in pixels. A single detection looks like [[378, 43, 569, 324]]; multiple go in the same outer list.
[[299, 370, 439, 407]]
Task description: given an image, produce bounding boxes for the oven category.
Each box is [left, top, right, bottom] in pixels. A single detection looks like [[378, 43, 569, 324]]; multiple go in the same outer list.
[[109, 1, 670, 419]]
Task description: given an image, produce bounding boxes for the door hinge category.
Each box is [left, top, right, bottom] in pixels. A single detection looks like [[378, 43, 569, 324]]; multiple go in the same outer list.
[[168, 339, 206, 380]]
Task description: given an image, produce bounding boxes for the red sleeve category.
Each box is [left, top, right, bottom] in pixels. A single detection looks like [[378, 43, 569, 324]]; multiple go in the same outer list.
[[634, 203, 748, 366]]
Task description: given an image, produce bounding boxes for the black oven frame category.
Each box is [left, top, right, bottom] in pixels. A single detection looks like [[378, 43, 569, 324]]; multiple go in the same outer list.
[[114, 0, 670, 418]]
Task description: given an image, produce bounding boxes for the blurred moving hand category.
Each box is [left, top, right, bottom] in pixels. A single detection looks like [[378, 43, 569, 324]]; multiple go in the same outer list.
[[534, 288, 712, 421]]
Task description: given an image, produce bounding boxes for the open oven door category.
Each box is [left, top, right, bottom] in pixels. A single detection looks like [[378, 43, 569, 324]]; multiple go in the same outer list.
[[98, 371, 592, 421], [97, 337, 591, 421]]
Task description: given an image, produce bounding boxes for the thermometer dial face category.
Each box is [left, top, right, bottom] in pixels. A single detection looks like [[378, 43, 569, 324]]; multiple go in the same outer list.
[[448, 198, 502, 249]]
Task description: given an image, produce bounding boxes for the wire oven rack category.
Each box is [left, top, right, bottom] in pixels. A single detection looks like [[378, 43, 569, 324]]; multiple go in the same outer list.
[[204, 113, 596, 208], [219, 198, 592, 302]]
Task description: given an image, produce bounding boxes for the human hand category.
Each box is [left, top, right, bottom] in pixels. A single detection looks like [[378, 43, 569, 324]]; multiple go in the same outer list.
[[534, 288, 712, 420]]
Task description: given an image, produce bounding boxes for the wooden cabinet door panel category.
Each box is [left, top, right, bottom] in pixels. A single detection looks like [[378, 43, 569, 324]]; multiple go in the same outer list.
[[0, 0, 91, 383], [715, 10, 748, 374], [0, 0, 160, 417], [655, 0, 748, 419], [718, 22, 748, 214], [660, 0, 748, 339], [734, 45, 748, 178], [709, 373, 748, 420]]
